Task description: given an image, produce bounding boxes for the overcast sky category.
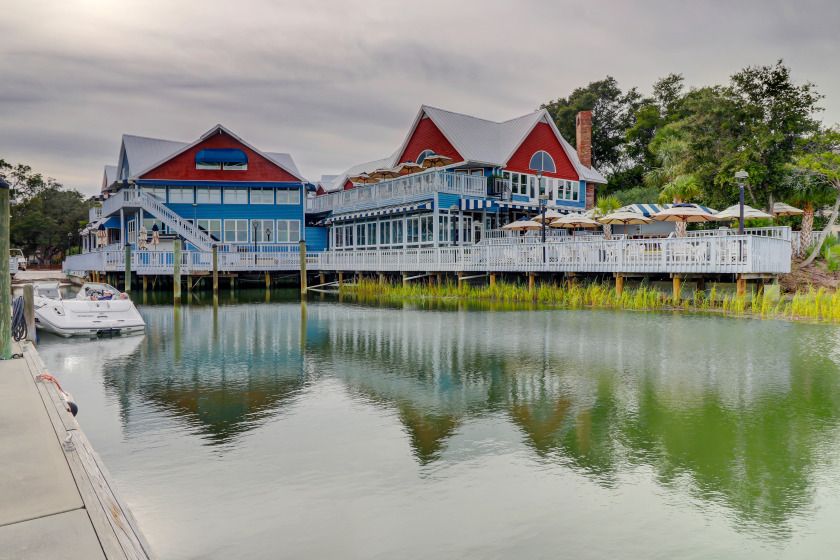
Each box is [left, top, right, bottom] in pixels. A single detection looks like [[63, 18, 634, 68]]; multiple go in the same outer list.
[[1, 0, 838, 196]]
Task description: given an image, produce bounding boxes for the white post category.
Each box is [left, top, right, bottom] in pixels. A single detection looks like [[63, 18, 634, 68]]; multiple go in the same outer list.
[[120, 208, 125, 248], [433, 194, 440, 248]]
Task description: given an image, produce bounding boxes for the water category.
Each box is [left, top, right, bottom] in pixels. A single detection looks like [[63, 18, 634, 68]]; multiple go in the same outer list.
[[35, 290, 840, 559]]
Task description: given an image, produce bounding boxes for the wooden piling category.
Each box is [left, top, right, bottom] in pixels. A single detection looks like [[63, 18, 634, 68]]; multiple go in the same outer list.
[[615, 274, 624, 295], [299, 239, 307, 296], [696, 276, 705, 292], [23, 284, 36, 343], [379, 273, 384, 286], [528, 272, 535, 293], [457, 272, 464, 288], [173, 238, 181, 304], [212, 245, 218, 295], [320, 273, 326, 286], [672, 275, 681, 303], [490, 272, 496, 288], [124, 244, 131, 292], [265, 272, 270, 290], [142, 274, 147, 292], [737, 275, 747, 297]]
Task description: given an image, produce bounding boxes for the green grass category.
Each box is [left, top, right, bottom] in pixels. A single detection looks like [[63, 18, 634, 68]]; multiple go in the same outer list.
[[340, 279, 840, 323]]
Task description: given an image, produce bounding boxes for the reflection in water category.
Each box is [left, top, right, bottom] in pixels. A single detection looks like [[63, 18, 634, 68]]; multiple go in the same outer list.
[[47, 292, 840, 550]]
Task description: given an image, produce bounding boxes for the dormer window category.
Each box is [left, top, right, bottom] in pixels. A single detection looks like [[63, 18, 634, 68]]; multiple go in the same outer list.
[[529, 150, 556, 173], [416, 149, 435, 166], [195, 148, 248, 170]]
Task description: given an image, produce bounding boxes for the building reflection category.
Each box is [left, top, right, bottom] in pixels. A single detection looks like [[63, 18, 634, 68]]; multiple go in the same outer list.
[[99, 296, 840, 529]]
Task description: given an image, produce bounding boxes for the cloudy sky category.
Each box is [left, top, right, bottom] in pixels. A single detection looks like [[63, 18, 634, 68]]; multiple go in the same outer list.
[[1, 0, 838, 196]]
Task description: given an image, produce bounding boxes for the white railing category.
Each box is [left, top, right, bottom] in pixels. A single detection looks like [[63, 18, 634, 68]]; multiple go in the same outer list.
[[102, 189, 216, 251], [687, 226, 791, 241], [791, 230, 826, 257], [306, 170, 487, 214], [65, 234, 792, 275]]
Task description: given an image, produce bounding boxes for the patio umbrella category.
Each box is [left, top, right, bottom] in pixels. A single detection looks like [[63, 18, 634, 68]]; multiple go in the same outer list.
[[348, 173, 379, 185], [138, 225, 148, 249], [96, 223, 107, 246], [713, 204, 774, 221], [549, 214, 600, 239], [395, 161, 423, 175], [422, 154, 454, 168], [531, 209, 565, 224], [651, 204, 717, 237], [151, 223, 160, 247], [598, 211, 653, 237], [771, 202, 804, 216], [501, 219, 543, 231], [369, 168, 400, 180]]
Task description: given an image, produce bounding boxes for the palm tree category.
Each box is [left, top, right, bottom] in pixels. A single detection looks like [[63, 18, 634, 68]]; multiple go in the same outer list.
[[593, 195, 622, 239], [658, 174, 703, 237], [787, 178, 834, 257]]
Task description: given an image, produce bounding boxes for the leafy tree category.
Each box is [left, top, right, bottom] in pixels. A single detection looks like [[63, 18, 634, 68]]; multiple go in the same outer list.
[[625, 73, 689, 170], [542, 77, 642, 177], [790, 129, 840, 267], [592, 195, 622, 239], [786, 173, 835, 256], [615, 186, 660, 206], [0, 160, 88, 265], [657, 175, 703, 237]]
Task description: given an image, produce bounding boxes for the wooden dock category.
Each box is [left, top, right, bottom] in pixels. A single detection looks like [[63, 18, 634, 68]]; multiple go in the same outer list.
[[0, 341, 154, 560]]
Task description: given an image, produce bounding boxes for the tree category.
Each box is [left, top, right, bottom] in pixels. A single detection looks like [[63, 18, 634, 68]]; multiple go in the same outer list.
[[542, 77, 642, 177], [786, 173, 835, 256], [658, 175, 703, 237], [0, 161, 88, 265], [592, 195, 622, 239], [790, 129, 840, 267]]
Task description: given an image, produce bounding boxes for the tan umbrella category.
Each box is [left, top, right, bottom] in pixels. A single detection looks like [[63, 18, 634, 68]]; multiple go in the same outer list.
[[151, 224, 160, 247], [531, 209, 565, 224], [652, 204, 717, 237], [771, 202, 804, 216], [713, 204, 774, 221], [501, 219, 543, 231], [550, 214, 600, 239], [598, 211, 653, 237], [369, 168, 400, 179], [138, 225, 148, 249], [348, 173, 379, 185], [421, 154, 454, 168], [395, 161, 423, 175], [96, 224, 107, 246]]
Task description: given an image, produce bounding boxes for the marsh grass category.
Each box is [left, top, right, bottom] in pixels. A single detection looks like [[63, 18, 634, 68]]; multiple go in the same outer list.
[[341, 279, 840, 323]]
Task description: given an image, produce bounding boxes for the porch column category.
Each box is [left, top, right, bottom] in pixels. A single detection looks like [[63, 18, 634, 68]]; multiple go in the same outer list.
[[433, 195, 440, 248], [120, 208, 125, 248]]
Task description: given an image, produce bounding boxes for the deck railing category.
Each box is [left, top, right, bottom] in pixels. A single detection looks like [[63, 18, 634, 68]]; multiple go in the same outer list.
[[306, 171, 487, 214], [65, 234, 792, 276]]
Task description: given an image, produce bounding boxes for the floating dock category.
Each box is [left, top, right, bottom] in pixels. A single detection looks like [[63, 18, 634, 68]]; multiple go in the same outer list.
[[0, 341, 154, 560]]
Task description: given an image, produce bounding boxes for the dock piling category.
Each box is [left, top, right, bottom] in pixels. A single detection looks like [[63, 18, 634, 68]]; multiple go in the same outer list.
[[299, 239, 307, 296], [23, 284, 36, 343], [173, 238, 181, 304], [616, 274, 624, 296], [490, 272, 496, 288], [212, 245, 218, 295], [528, 272, 535, 293], [0, 180, 10, 358], [672, 275, 681, 303], [124, 244, 131, 292]]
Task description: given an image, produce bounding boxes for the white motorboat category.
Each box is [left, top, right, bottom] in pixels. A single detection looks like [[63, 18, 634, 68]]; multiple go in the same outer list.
[[33, 282, 146, 337]]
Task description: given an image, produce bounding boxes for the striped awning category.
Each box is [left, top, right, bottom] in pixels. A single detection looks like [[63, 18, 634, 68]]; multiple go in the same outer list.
[[88, 193, 113, 202], [623, 203, 717, 217], [459, 198, 498, 211], [323, 201, 434, 224], [497, 201, 581, 213]]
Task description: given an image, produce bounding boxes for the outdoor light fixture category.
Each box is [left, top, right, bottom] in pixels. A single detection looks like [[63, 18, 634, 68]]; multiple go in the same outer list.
[[0, 177, 8, 189], [67, 232, 72, 255], [735, 169, 749, 235]]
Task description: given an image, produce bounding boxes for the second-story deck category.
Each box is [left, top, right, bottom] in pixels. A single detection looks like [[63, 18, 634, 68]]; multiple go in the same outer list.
[[306, 170, 487, 214]]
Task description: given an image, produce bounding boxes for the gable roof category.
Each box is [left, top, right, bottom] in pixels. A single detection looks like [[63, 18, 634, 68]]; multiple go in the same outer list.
[[360, 105, 607, 185], [320, 153, 397, 193], [101, 165, 117, 191]]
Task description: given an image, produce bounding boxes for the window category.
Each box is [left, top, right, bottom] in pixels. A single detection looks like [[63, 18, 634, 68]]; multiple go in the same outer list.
[[407, 217, 419, 244], [356, 222, 366, 246], [392, 219, 403, 244], [335, 227, 344, 248], [224, 219, 248, 243], [168, 186, 194, 204], [252, 219, 274, 242], [276, 220, 300, 243], [344, 224, 353, 247], [195, 187, 222, 204], [250, 187, 274, 204], [143, 218, 163, 232], [417, 149, 435, 166], [195, 148, 248, 170], [379, 220, 391, 245], [141, 186, 166, 201], [224, 187, 248, 204], [366, 222, 377, 246], [276, 188, 299, 205], [438, 214, 451, 242], [197, 219, 221, 241], [529, 150, 557, 173]]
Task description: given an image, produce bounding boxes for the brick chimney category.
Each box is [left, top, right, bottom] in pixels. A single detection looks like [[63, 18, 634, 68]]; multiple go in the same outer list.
[[575, 111, 592, 169]]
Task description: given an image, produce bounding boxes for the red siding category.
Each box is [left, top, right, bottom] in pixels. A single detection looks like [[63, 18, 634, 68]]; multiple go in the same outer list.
[[398, 117, 463, 164], [343, 180, 355, 190], [316, 186, 326, 196], [140, 131, 299, 182], [505, 122, 577, 180]]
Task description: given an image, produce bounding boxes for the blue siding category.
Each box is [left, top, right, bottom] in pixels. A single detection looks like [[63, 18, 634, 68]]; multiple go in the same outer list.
[[437, 192, 460, 210], [137, 180, 302, 188], [511, 194, 530, 202], [165, 202, 303, 222], [304, 227, 328, 252]]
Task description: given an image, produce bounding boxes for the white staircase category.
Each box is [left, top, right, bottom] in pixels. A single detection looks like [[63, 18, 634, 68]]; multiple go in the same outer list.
[[102, 188, 217, 251]]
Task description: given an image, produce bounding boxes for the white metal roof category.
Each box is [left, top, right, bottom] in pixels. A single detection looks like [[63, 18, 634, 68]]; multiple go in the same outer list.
[[102, 165, 117, 191]]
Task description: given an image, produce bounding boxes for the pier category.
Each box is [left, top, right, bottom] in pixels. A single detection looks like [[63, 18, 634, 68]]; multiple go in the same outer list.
[[0, 341, 154, 560]]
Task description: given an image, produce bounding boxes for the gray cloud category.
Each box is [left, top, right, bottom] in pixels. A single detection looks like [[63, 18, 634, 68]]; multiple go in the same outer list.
[[1, 0, 838, 196]]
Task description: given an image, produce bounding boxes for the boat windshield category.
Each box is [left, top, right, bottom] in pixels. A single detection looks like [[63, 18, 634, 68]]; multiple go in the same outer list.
[[78, 283, 123, 301]]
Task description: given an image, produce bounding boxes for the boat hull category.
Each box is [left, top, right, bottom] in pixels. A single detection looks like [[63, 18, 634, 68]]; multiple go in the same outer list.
[[34, 297, 146, 337]]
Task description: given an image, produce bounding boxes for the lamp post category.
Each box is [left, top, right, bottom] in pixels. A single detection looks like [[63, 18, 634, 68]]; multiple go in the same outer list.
[[735, 170, 749, 235], [538, 188, 549, 263], [192, 202, 198, 228], [67, 232, 72, 256]]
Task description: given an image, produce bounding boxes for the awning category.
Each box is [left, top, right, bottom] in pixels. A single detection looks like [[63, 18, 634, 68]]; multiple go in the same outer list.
[[497, 201, 581, 213], [459, 198, 498, 211], [323, 201, 434, 224], [195, 148, 248, 164], [623, 203, 716, 217]]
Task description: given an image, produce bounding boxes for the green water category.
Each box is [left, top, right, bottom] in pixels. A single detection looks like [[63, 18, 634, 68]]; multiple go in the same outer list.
[[35, 290, 840, 559]]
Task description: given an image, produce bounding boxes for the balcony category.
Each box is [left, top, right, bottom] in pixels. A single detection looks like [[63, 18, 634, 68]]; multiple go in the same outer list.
[[89, 206, 103, 223], [306, 170, 488, 214]]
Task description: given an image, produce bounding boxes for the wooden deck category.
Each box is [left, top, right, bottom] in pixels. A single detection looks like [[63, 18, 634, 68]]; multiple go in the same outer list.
[[0, 341, 154, 559], [65, 231, 792, 277]]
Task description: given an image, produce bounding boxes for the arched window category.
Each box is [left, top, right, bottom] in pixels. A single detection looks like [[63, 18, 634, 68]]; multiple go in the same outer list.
[[417, 149, 435, 165], [529, 151, 556, 173]]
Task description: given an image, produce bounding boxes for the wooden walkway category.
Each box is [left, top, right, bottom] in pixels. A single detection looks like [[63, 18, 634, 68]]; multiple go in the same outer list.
[[0, 341, 154, 560]]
